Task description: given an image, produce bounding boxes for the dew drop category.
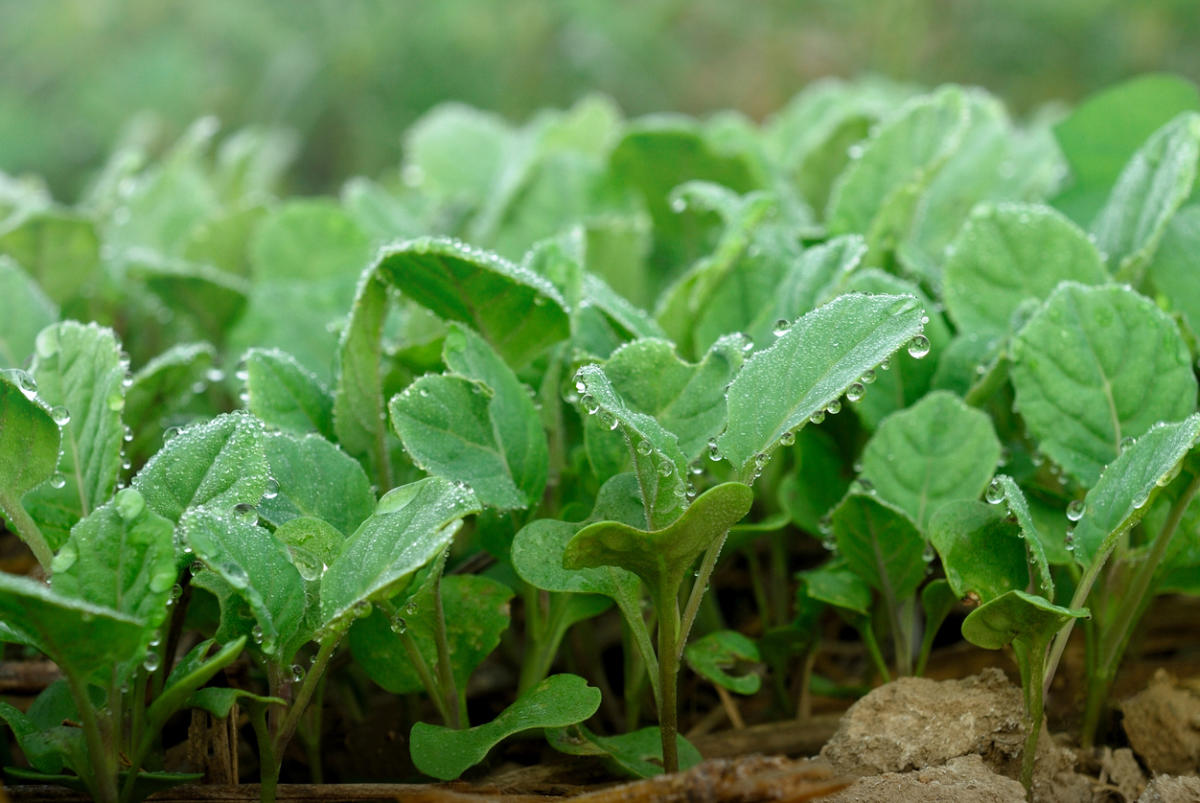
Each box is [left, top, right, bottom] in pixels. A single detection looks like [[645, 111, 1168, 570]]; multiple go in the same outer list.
[[860, 369, 876, 385], [707, 440, 722, 461], [143, 652, 161, 672], [1120, 436, 1136, 452], [879, 357, 891, 371], [148, 633, 162, 648], [818, 515, 833, 535], [390, 615, 408, 635], [1064, 531, 1075, 552], [123, 425, 134, 443], [670, 197, 687, 213], [825, 399, 842, 415], [189, 561, 205, 577], [50, 406, 71, 426], [809, 410, 826, 425], [263, 477, 280, 500], [780, 430, 796, 446], [754, 452, 769, 470], [985, 479, 1005, 505], [163, 426, 181, 442], [922, 543, 936, 563], [1065, 499, 1084, 522], [599, 410, 617, 430], [773, 319, 791, 337], [233, 502, 258, 522], [354, 600, 372, 618], [581, 394, 599, 415], [13, 370, 38, 399], [846, 382, 865, 402], [291, 664, 305, 682], [657, 460, 673, 477], [49, 472, 67, 490], [852, 477, 873, 494], [224, 564, 249, 589], [251, 625, 264, 645], [636, 440, 653, 456], [907, 335, 931, 359], [168, 584, 183, 602], [205, 368, 225, 383]]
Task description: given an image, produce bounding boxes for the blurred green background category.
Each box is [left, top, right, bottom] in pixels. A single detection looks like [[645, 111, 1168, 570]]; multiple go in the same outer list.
[[3, 0, 1198, 198]]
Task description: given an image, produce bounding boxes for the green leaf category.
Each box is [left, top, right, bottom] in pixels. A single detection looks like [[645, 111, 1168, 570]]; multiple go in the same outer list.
[[182, 203, 267, 277], [146, 637, 249, 730], [182, 508, 307, 660], [799, 562, 872, 616], [333, 270, 389, 484], [259, 431, 374, 537], [1010, 283, 1196, 486], [186, 686, 283, 719], [404, 103, 512, 205], [990, 476, 1055, 597], [546, 724, 702, 779], [249, 199, 372, 283], [376, 237, 569, 368], [0, 572, 145, 677], [683, 630, 761, 695], [0, 369, 60, 546], [319, 477, 480, 631], [122, 342, 216, 464], [50, 489, 176, 637], [961, 590, 1087, 651], [1053, 74, 1200, 225], [1070, 414, 1200, 569], [132, 412, 270, 526], [23, 322, 127, 548], [242, 348, 335, 440], [0, 257, 56, 368], [409, 673, 601, 780], [390, 324, 547, 510], [1092, 112, 1200, 283], [349, 574, 512, 694], [929, 500, 1028, 603], [942, 203, 1108, 342], [826, 86, 970, 259], [563, 482, 753, 599], [273, 517, 344, 583], [779, 426, 850, 535], [0, 210, 99, 305], [831, 492, 926, 603], [229, 279, 354, 382], [1147, 206, 1200, 336], [126, 256, 249, 346], [859, 391, 1001, 530], [717, 293, 927, 478]]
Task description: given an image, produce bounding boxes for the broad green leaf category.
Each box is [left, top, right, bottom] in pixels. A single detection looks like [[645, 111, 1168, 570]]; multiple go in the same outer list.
[[0, 368, 60, 564], [831, 492, 926, 603], [181, 508, 307, 660], [990, 476, 1055, 597], [0, 210, 99, 305], [390, 324, 547, 510], [349, 574, 512, 694], [259, 431, 374, 537], [1010, 283, 1196, 486], [126, 256, 249, 346], [50, 489, 175, 637], [273, 517, 344, 583], [105, 153, 218, 256], [1147, 205, 1200, 336], [929, 500, 1027, 603], [572, 362, 691, 528], [132, 412, 270, 526], [683, 630, 761, 695], [24, 322, 127, 548], [779, 426, 850, 535], [826, 86, 970, 259], [563, 482, 753, 598], [584, 336, 746, 469], [123, 342, 216, 464], [319, 477, 480, 630], [182, 203, 267, 277], [0, 572, 145, 677], [341, 177, 423, 242], [799, 562, 872, 616], [403, 103, 512, 205], [0, 257, 56, 368], [961, 590, 1087, 651], [333, 270, 389, 483], [546, 724, 702, 779], [1070, 414, 1200, 569], [1092, 112, 1200, 283], [242, 348, 335, 440], [229, 279, 354, 382], [409, 673, 601, 780], [376, 237, 569, 368], [249, 199, 372, 283], [859, 391, 1001, 530], [0, 695, 79, 774], [717, 293, 926, 478], [146, 637, 249, 731], [1054, 74, 1200, 224], [942, 203, 1108, 342]]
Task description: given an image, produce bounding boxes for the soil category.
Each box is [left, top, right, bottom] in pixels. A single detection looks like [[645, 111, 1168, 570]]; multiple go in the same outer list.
[[1120, 670, 1200, 776]]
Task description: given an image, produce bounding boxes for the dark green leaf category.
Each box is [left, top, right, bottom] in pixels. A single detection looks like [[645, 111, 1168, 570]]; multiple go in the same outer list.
[[831, 492, 926, 603], [683, 630, 761, 695]]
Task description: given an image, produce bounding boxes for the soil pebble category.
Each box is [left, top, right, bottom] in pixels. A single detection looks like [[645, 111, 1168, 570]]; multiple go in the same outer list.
[[1137, 774, 1200, 803], [822, 754, 1025, 802], [1121, 669, 1200, 776]]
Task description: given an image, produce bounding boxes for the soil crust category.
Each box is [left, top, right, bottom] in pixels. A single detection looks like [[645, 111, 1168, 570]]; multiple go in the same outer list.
[[1120, 669, 1200, 776]]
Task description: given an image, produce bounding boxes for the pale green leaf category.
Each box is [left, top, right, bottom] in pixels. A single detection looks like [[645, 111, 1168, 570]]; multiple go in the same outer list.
[[249, 199, 372, 283], [962, 590, 1087, 651], [259, 431, 375, 537], [0, 369, 60, 557], [0, 257, 56, 368], [1146, 205, 1200, 336], [0, 211, 99, 304], [242, 347, 335, 440]]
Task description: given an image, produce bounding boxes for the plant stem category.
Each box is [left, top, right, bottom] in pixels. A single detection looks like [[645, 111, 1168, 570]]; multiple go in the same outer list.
[[1042, 540, 1116, 696], [398, 630, 452, 724], [431, 570, 463, 728], [857, 620, 891, 683], [64, 668, 117, 803], [272, 636, 339, 771], [1013, 635, 1047, 799], [655, 585, 681, 774], [678, 530, 729, 662], [250, 703, 279, 803], [0, 492, 53, 570]]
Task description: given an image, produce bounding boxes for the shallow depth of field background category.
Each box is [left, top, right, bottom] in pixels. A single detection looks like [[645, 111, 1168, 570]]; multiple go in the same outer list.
[[2, 0, 1198, 197]]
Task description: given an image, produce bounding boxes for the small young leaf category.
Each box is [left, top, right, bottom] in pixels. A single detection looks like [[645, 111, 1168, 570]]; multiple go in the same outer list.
[[990, 476, 1055, 597], [961, 590, 1087, 652], [259, 431, 374, 537], [942, 203, 1108, 343], [242, 348, 335, 440], [1010, 283, 1196, 486], [798, 562, 872, 616], [859, 391, 1001, 529], [319, 477, 480, 630], [546, 724, 702, 778], [349, 574, 513, 694], [831, 492, 926, 603], [409, 673, 601, 780], [683, 630, 762, 695], [146, 637, 250, 731], [717, 293, 926, 478], [929, 500, 1028, 602], [1070, 414, 1200, 569]]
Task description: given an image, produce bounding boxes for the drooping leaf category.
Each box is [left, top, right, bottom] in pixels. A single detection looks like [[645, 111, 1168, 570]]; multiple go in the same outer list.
[[961, 590, 1087, 652], [563, 482, 753, 599], [546, 724, 702, 779], [859, 391, 1001, 530], [126, 256, 249, 346], [0, 257, 56, 368], [319, 477, 480, 631], [23, 322, 127, 548], [409, 673, 601, 780], [349, 574, 512, 694], [683, 630, 762, 695], [717, 293, 926, 478], [390, 324, 547, 509], [929, 500, 1028, 603], [1091, 112, 1200, 283], [830, 492, 926, 604], [241, 347, 335, 440], [258, 431, 374, 537], [1010, 283, 1196, 486], [132, 412, 270, 529], [1069, 414, 1200, 569], [942, 203, 1108, 342]]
